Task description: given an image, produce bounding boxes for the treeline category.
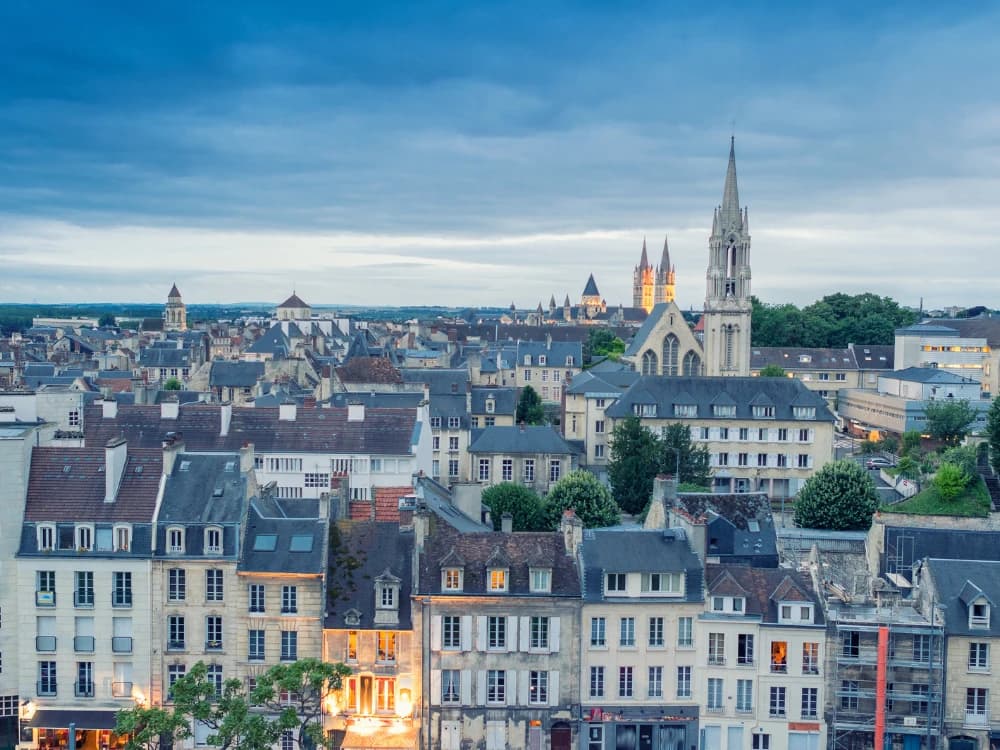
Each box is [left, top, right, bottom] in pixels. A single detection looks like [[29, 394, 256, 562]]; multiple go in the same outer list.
[[750, 292, 918, 348]]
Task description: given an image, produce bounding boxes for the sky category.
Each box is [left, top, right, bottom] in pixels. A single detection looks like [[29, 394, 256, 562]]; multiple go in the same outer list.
[[1, 1, 999, 309]]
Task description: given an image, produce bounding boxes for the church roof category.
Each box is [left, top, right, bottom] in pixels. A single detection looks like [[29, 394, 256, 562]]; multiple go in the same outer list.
[[168, 283, 181, 298], [278, 292, 309, 309], [582, 274, 600, 297]]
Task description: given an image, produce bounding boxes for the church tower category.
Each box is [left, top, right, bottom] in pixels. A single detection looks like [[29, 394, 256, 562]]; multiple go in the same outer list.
[[164, 283, 187, 332], [632, 239, 655, 314], [654, 235, 676, 305], [702, 138, 752, 376]]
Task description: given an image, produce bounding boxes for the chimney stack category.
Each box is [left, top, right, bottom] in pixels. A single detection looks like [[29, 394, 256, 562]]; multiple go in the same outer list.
[[347, 402, 365, 422], [105, 438, 128, 503], [102, 398, 118, 419], [559, 508, 584, 556], [161, 398, 179, 420], [279, 401, 297, 421], [240, 442, 255, 473], [220, 401, 232, 436], [501, 513, 513, 534]]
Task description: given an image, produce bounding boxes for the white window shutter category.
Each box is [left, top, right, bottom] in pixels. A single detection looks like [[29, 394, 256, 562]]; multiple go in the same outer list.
[[519, 670, 530, 705], [550, 616, 561, 653], [519, 616, 530, 651], [476, 616, 487, 651], [809, 429, 815, 442], [549, 670, 560, 706], [477, 670, 487, 706], [506, 670, 518, 705], [461, 616, 472, 652], [507, 616, 518, 652], [431, 616, 442, 652], [461, 670, 472, 706], [430, 669, 441, 706]]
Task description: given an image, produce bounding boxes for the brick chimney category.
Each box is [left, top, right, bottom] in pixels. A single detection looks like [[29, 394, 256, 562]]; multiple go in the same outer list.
[[559, 508, 584, 556]]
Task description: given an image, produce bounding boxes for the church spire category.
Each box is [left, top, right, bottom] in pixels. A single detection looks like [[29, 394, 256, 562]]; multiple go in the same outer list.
[[720, 136, 742, 230], [639, 237, 649, 269], [659, 235, 671, 272]]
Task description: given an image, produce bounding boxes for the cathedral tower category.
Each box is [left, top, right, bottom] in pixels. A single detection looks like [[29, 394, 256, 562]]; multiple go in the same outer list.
[[164, 283, 187, 332], [702, 138, 752, 376], [654, 235, 676, 305], [632, 239, 655, 314]]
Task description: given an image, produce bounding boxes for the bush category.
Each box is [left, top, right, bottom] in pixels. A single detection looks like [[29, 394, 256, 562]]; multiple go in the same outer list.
[[482, 483, 547, 531], [934, 462, 971, 502]]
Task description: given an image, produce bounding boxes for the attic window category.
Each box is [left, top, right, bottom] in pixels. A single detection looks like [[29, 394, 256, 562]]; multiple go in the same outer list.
[[752, 406, 775, 419], [633, 404, 657, 417], [674, 404, 697, 418], [442, 568, 464, 591], [488, 568, 508, 592], [134, 465, 143, 474], [37, 524, 55, 552], [798, 355, 812, 363], [566, 356, 574, 366], [486, 399, 495, 414], [377, 581, 399, 610], [289, 535, 313, 552], [224, 461, 236, 472], [205, 527, 223, 555], [253, 534, 277, 552], [713, 405, 736, 418], [76, 525, 93, 551], [179, 461, 191, 472], [539, 355, 547, 366], [793, 407, 816, 420], [971, 601, 990, 628], [748, 520, 761, 532], [167, 526, 185, 554], [530, 568, 551, 593]]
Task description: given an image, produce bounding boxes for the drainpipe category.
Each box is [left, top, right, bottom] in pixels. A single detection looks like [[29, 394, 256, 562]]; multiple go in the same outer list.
[[874, 626, 889, 750]]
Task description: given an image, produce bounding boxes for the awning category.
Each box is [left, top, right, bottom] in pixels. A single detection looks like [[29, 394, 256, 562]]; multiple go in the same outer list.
[[28, 710, 119, 730], [341, 727, 418, 750]]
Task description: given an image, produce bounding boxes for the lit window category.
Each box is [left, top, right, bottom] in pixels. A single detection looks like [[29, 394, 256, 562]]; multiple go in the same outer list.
[[488, 569, 507, 592]]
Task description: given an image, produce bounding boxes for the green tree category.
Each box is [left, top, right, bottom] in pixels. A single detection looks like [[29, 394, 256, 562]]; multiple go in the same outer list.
[[793, 460, 880, 530], [658, 423, 711, 489], [757, 365, 787, 378], [901, 430, 923, 458], [878, 435, 899, 454], [607, 417, 660, 515], [934, 462, 971, 502], [163, 377, 183, 391], [586, 328, 626, 363], [940, 446, 977, 478], [98, 312, 117, 327], [987, 396, 1000, 474], [543, 470, 621, 528], [482, 483, 547, 531], [895, 455, 920, 481], [923, 399, 978, 446], [251, 658, 353, 750], [515, 385, 546, 425]]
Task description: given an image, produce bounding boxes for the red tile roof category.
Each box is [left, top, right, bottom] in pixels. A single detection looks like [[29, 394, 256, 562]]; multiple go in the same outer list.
[[349, 501, 373, 521], [373, 486, 414, 523], [25, 446, 162, 522]]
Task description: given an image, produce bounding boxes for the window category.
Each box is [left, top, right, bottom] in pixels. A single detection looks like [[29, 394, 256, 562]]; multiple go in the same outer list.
[[281, 732, 294, 750], [842, 631, 860, 658], [967, 688, 988, 724], [487, 669, 505, 704], [113, 571, 132, 607], [753, 405, 775, 418], [717, 452, 729, 466], [649, 617, 664, 647], [699, 426, 710, 440], [249, 630, 265, 661], [75, 571, 94, 607], [757, 452, 768, 467], [281, 631, 297, 661], [36, 570, 56, 606], [249, 583, 264, 612], [443, 568, 463, 591], [770, 641, 788, 673], [502, 459, 512, 481], [448, 459, 459, 477], [529, 671, 549, 704], [642, 572, 682, 593], [736, 679, 753, 712], [802, 642, 820, 674], [708, 632, 725, 665], [777, 453, 788, 468], [523, 369, 531, 381], [618, 666, 633, 698], [648, 666, 663, 698], [715, 405, 736, 418], [168, 527, 185, 554], [793, 407, 816, 419], [738, 634, 754, 665], [549, 460, 561, 483], [969, 642, 990, 671], [620, 617, 636, 647], [488, 569, 507, 592], [432, 436, 440, 451], [377, 631, 396, 662], [778, 428, 788, 441], [207, 664, 223, 697], [769, 686, 786, 717], [167, 615, 185, 650], [487, 616, 507, 650], [590, 666, 605, 698], [913, 634, 931, 662], [442, 669, 461, 704], [379, 584, 396, 609], [431, 417, 442, 430], [304, 473, 330, 488], [594, 444, 605, 459], [38, 525, 55, 551], [752, 735, 770, 750], [432, 460, 440, 478], [530, 568, 551, 592], [677, 617, 693, 647], [738, 452, 749, 466], [841, 680, 859, 710], [347, 631, 358, 661], [797, 454, 810, 468], [590, 617, 606, 647], [676, 666, 691, 698], [530, 617, 549, 650], [77, 525, 92, 551], [442, 616, 461, 650], [478, 459, 490, 482], [448, 436, 459, 451], [606, 573, 626, 592], [912, 683, 929, 714], [523, 460, 535, 482], [971, 601, 990, 627], [115, 525, 131, 551], [281, 585, 297, 614], [801, 687, 818, 719], [206, 616, 223, 650], [706, 678, 723, 710], [595, 419, 605, 434], [205, 528, 222, 554], [798, 428, 810, 442], [168, 664, 186, 697], [205, 569, 223, 602]]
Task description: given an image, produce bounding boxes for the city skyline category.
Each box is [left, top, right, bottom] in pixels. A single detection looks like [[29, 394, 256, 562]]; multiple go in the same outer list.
[[2, 2, 999, 308]]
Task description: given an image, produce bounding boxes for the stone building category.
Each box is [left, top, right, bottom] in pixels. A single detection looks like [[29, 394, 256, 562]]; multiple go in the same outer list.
[[164, 284, 187, 332]]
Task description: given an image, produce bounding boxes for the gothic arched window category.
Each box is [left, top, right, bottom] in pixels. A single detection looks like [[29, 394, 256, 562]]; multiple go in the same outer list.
[[641, 350, 658, 376], [682, 350, 702, 376], [662, 334, 679, 376], [724, 325, 737, 371]]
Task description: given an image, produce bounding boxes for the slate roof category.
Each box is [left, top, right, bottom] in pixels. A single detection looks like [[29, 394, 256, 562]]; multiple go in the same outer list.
[[581, 527, 703, 603], [24, 445, 162, 522], [418, 525, 580, 597], [210, 360, 265, 387], [468, 425, 580, 455], [247, 325, 291, 357], [624, 303, 675, 356], [705, 563, 825, 625], [278, 292, 310, 309], [168, 283, 182, 297], [83, 403, 417, 455], [922, 559, 1000, 637], [938, 316, 1000, 347], [325, 521, 414, 629], [415, 476, 492, 532], [604, 375, 835, 422], [881, 526, 1000, 582], [883, 367, 980, 385], [852, 345, 894, 370], [582, 274, 600, 297], [238, 497, 326, 574], [324, 392, 423, 409], [751, 347, 859, 371], [138, 347, 191, 368], [335, 357, 403, 384], [565, 369, 640, 396], [516, 340, 583, 367], [401, 368, 469, 395], [470, 386, 517, 415], [895, 323, 961, 336]]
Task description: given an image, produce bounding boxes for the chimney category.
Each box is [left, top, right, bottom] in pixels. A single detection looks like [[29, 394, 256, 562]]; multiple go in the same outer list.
[[519, 421, 526, 432], [161, 437, 185, 477], [347, 402, 365, 422], [240, 442, 255, 473], [131, 377, 148, 405], [161, 398, 179, 420], [559, 508, 584, 556], [546, 332, 552, 349], [102, 398, 118, 419], [279, 401, 297, 421], [466, 380, 472, 414], [501, 513, 513, 534], [105, 438, 128, 503], [399, 494, 417, 530], [413, 503, 431, 551], [220, 401, 232, 436], [451, 482, 484, 524], [318, 491, 330, 520]]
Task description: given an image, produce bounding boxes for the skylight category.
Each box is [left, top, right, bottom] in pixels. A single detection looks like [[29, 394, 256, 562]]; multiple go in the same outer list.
[[748, 520, 761, 532], [290, 535, 314, 552], [179, 461, 191, 472], [224, 461, 236, 472], [253, 534, 277, 551]]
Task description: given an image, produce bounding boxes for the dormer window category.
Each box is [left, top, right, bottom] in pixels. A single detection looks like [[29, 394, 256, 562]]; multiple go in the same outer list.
[[539, 355, 547, 366], [606, 573, 626, 593], [566, 356, 574, 366], [642, 572, 682, 595], [442, 568, 464, 592], [485, 398, 495, 414], [793, 407, 816, 419], [205, 527, 223, 555], [379, 584, 395, 609], [488, 568, 508, 592], [778, 603, 814, 624], [971, 601, 990, 628], [713, 596, 725, 611], [375, 570, 401, 617], [38, 524, 55, 552], [713, 405, 737, 417], [76, 525, 93, 551], [712, 595, 745, 613], [673, 404, 697, 418], [530, 568, 551, 593], [633, 403, 657, 417], [523, 355, 532, 366], [752, 405, 775, 419], [167, 526, 185, 555], [114, 525, 131, 552]]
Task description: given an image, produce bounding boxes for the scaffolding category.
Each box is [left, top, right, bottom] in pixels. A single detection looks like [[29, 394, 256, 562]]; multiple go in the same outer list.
[[828, 603, 945, 750]]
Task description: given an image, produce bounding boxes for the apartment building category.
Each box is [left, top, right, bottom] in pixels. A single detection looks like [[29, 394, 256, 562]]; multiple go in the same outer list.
[[514, 339, 583, 404], [562, 370, 639, 476], [467, 425, 581, 495]]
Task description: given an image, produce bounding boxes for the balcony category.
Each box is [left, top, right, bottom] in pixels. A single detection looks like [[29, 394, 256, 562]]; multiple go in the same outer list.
[[36, 681, 56, 697], [112, 681, 134, 698], [35, 635, 57, 652], [708, 656, 726, 666], [112, 636, 133, 653], [737, 657, 755, 667], [770, 662, 788, 674], [205, 640, 223, 652], [112, 592, 133, 608], [74, 635, 96, 652], [803, 663, 819, 675], [75, 681, 95, 698], [249, 651, 265, 662], [73, 591, 95, 608], [966, 712, 989, 728], [36, 590, 56, 607], [769, 710, 787, 719], [167, 639, 186, 651]]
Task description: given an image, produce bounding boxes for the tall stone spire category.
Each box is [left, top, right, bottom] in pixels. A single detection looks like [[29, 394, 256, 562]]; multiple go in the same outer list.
[[639, 237, 649, 269], [719, 136, 742, 230], [659, 236, 671, 272]]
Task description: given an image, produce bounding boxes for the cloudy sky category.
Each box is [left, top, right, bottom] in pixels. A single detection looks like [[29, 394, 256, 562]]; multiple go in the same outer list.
[[2, 1, 998, 309]]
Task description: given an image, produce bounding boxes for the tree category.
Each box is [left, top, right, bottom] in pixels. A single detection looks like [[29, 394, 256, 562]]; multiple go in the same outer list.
[[515, 386, 545, 425], [940, 446, 977, 478], [163, 377, 183, 391], [934, 462, 970, 502], [758, 365, 787, 378], [482, 482, 547, 531], [98, 312, 117, 327], [607, 417, 660, 515], [658, 423, 711, 489], [793, 460, 880, 530], [924, 399, 978, 446], [901, 430, 923, 458], [251, 659, 353, 750], [543, 470, 621, 528], [895, 455, 920, 481], [987, 396, 1000, 474], [586, 328, 626, 363]]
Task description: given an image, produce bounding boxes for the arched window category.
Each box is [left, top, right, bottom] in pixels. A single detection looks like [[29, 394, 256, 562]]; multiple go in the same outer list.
[[724, 326, 737, 371], [641, 350, 658, 376], [662, 334, 679, 376], [683, 351, 701, 376]]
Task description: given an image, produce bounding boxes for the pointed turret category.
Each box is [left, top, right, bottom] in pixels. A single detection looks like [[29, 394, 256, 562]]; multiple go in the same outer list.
[[549, 294, 556, 309], [582, 273, 600, 298], [712, 207, 719, 235], [168, 283, 181, 299], [719, 136, 742, 230], [639, 237, 650, 269], [659, 236, 671, 273], [563, 294, 571, 307]]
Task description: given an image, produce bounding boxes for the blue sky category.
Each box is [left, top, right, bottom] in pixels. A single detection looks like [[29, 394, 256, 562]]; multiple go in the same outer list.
[[1, 1, 998, 309]]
